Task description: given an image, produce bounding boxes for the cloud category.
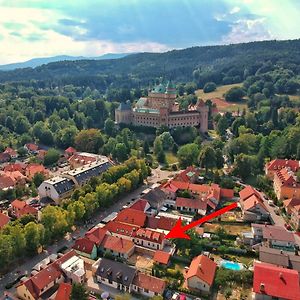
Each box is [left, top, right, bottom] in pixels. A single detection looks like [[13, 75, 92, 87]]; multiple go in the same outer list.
[[222, 18, 273, 44], [230, 6, 240, 14]]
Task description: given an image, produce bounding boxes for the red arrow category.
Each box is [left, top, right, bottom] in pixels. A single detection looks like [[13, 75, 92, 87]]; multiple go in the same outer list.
[[165, 202, 237, 239]]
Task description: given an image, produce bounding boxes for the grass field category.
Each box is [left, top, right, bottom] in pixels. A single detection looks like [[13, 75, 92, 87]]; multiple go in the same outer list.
[[165, 151, 178, 165], [195, 83, 248, 113]]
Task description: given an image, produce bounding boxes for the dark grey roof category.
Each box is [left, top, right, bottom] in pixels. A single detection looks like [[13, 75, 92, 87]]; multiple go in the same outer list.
[[117, 101, 131, 111], [96, 258, 136, 287], [73, 161, 111, 185], [54, 178, 75, 195], [142, 188, 166, 209]]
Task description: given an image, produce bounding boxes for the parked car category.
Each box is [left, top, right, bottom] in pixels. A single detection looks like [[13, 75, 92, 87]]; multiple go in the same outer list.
[[171, 292, 180, 300], [268, 200, 274, 206]]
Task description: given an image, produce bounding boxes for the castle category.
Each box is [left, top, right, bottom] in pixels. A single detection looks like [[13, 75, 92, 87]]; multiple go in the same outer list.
[[115, 81, 209, 132]]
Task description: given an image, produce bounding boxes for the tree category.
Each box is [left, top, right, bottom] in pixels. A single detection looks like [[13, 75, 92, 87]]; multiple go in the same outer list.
[[0, 235, 13, 270], [104, 118, 116, 136], [24, 222, 44, 254], [143, 140, 150, 154], [233, 153, 257, 181], [68, 201, 86, 221], [15, 116, 30, 134], [71, 283, 88, 300], [216, 115, 229, 136], [215, 148, 225, 169], [44, 148, 60, 166], [198, 146, 216, 172], [113, 143, 128, 162], [159, 132, 174, 150], [203, 82, 217, 93], [154, 137, 165, 163], [74, 129, 104, 153], [177, 143, 200, 168], [224, 87, 245, 102], [115, 294, 131, 300], [32, 172, 45, 187]]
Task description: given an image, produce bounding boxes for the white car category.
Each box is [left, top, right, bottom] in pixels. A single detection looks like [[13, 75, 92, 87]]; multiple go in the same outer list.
[[268, 200, 274, 206], [172, 292, 180, 300]]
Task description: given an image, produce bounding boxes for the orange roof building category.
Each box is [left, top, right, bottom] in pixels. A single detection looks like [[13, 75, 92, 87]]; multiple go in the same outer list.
[[133, 272, 166, 297], [72, 237, 97, 259], [0, 212, 10, 229], [101, 235, 135, 258], [185, 255, 217, 292], [25, 164, 48, 180], [85, 227, 107, 246], [115, 208, 147, 227], [153, 250, 171, 265], [265, 159, 300, 179], [54, 282, 72, 300]]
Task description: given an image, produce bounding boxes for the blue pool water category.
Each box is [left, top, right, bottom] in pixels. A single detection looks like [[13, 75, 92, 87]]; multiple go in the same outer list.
[[221, 260, 243, 271]]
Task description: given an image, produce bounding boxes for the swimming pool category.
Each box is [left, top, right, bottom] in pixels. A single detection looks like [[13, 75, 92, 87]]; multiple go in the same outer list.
[[220, 260, 244, 271]]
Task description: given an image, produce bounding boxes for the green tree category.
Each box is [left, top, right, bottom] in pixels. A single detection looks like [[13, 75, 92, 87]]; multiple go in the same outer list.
[[203, 81, 217, 93], [71, 283, 88, 300], [74, 129, 104, 153], [159, 132, 175, 150], [44, 148, 60, 166], [225, 87, 245, 102], [143, 140, 150, 154], [198, 146, 216, 172], [154, 137, 165, 163], [68, 201, 86, 221], [177, 143, 200, 168], [0, 235, 13, 270], [104, 118, 116, 136], [32, 172, 45, 187], [24, 222, 44, 254], [216, 115, 229, 136], [15, 116, 30, 134], [234, 153, 257, 181], [113, 143, 128, 162]]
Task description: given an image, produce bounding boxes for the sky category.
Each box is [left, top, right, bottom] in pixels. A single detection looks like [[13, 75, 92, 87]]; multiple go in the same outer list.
[[0, 0, 299, 64]]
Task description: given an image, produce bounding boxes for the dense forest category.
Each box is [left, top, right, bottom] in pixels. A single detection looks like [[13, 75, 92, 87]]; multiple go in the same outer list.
[[0, 39, 299, 92]]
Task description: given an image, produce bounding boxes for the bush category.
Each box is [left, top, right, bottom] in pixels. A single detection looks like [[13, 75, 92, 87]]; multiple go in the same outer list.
[[203, 82, 217, 93]]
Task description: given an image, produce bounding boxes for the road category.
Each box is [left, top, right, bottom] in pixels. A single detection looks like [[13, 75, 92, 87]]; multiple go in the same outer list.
[[0, 167, 176, 295]]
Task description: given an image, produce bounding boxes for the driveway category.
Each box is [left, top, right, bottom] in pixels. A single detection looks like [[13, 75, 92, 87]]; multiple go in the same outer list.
[[0, 167, 174, 295]]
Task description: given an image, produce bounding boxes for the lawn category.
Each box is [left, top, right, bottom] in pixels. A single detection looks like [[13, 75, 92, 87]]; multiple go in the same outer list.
[[165, 151, 178, 165], [195, 83, 248, 113], [204, 223, 251, 235]]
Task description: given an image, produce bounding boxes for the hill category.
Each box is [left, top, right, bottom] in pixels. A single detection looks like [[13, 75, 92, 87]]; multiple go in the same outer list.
[[0, 39, 299, 91], [0, 53, 131, 71]]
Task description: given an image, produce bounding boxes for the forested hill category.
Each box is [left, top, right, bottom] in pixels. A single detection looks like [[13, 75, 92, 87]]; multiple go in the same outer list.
[[0, 39, 299, 90]]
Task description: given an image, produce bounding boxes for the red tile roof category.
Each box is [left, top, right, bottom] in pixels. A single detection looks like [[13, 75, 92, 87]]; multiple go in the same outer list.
[[263, 226, 295, 243], [4, 147, 17, 157], [239, 185, 261, 201], [0, 212, 10, 229], [133, 272, 166, 294], [170, 181, 189, 190], [3, 171, 26, 182], [129, 199, 149, 211], [157, 216, 176, 231], [69, 153, 97, 165], [266, 159, 300, 173], [0, 174, 15, 189], [283, 198, 300, 210], [11, 199, 26, 209], [85, 227, 107, 245], [161, 181, 178, 193], [65, 146, 77, 153], [220, 188, 234, 199], [253, 262, 300, 299], [25, 143, 38, 152], [101, 235, 134, 254], [133, 228, 165, 244], [242, 194, 267, 212], [3, 163, 26, 173], [115, 208, 146, 227], [146, 216, 159, 229], [73, 237, 96, 254], [173, 166, 198, 183], [104, 221, 138, 237], [55, 282, 72, 300], [176, 197, 207, 210], [26, 164, 48, 179], [153, 250, 171, 265], [186, 255, 217, 286], [18, 205, 38, 218], [0, 152, 11, 162]]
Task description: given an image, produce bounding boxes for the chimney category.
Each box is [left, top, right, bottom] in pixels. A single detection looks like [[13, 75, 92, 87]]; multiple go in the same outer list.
[[260, 283, 265, 292]]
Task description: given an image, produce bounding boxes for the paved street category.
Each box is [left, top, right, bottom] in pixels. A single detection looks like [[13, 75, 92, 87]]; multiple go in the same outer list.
[[0, 167, 175, 295]]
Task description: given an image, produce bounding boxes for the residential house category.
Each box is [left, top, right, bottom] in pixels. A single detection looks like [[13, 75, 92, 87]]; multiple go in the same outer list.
[[173, 166, 199, 183], [68, 152, 99, 168], [283, 197, 300, 214], [129, 199, 151, 212], [54, 283, 71, 300], [0, 174, 15, 190], [114, 208, 147, 227], [60, 255, 86, 283], [25, 164, 48, 180], [101, 235, 135, 259], [16, 250, 77, 300], [0, 152, 11, 163], [239, 185, 261, 202], [2, 171, 26, 185], [24, 143, 39, 154], [185, 254, 217, 293], [259, 246, 300, 272], [290, 205, 300, 230], [0, 212, 10, 229], [96, 258, 136, 293], [4, 147, 18, 159], [132, 272, 166, 297], [132, 228, 166, 250], [36, 150, 47, 161], [253, 261, 300, 300], [72, 237, 98, 260], [240, 194, 269, 222], [64, 147, 77, 158], [3, 163, 27, 173], [141, 187, 166, 211], [273, 168, 300, 200], [85, 227, 107, 247], [153, 250, 171, 266], [175, 197, 207, 215], [11, 199, 38, 219], [265, 159, 300, 179], [251, 224, 296, 249], [146, 216, 176, 233]]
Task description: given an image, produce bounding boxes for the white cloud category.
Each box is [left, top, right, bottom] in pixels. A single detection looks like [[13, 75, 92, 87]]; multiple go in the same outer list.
[[0, 6, 169, 64], [230, 6, 240, 14], [222, 18, 273, 44]]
